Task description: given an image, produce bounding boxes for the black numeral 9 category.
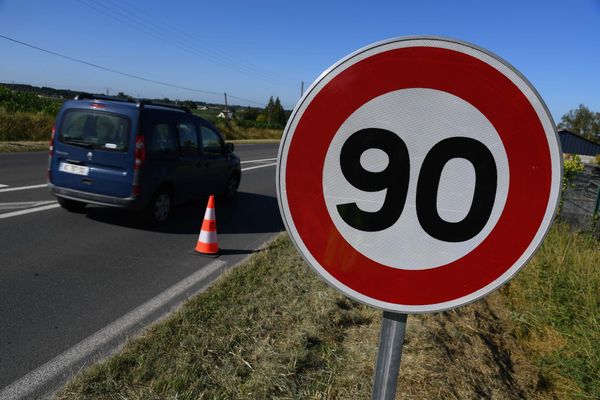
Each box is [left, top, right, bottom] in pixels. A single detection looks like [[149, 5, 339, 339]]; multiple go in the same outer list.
[[337, 128, 410, 232], [337, 129, 497, 242]]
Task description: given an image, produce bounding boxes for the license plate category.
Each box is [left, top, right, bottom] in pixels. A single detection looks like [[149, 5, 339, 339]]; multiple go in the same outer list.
[[59, 162, 90, 176]]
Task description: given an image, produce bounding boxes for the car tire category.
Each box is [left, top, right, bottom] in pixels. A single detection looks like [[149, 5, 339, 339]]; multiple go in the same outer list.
[[221, 172, 240, 201], [144, 187, 172, 225], [57, 197, 87, 212]]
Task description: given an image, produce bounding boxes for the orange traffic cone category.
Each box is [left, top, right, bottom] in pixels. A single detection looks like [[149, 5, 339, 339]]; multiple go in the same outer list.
[[195, 195, 219, 255]]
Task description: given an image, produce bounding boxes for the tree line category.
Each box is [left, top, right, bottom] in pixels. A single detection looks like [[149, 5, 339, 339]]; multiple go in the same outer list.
[[558, 104, 600, 141]]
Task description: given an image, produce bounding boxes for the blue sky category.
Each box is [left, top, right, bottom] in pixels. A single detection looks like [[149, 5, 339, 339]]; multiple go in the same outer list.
[[0, 0, 599, 121]]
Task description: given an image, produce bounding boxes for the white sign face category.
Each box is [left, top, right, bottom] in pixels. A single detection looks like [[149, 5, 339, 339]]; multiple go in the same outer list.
[[277, 37, 562, 313]]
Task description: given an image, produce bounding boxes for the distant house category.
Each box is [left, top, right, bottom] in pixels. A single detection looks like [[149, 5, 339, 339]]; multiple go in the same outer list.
[[197, 105, 208, 111], [217, 110, 235, 119], [559, 130, 600, 162]]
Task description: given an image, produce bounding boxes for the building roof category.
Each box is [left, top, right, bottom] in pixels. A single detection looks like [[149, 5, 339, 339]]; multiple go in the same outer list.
[[558, 130, 600, 156]]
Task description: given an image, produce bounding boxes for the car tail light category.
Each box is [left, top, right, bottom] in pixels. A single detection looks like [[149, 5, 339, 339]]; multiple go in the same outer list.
[[47, 125, 55, 181], [134, 135, 145, 170], [132, 134, 145, 196]]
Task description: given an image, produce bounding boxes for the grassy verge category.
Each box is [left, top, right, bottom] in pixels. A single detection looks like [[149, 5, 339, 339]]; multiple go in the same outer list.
[[0, 141, 48, 152], [502, 223, 599, 398], [57, 225, 600, 399], [229, 139, 280, 144], [214, 120, 282, 141], [0, 139, 276, 153]]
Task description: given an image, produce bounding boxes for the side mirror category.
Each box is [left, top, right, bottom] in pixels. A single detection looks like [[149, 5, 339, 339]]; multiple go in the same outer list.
[[226, 142, 234, 153]]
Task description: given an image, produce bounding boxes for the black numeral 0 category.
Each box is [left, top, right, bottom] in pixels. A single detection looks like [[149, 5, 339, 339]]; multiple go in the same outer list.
[[337, 128, 410, 232], [337, 131, 498, 242], [416, 137, 497, 242]]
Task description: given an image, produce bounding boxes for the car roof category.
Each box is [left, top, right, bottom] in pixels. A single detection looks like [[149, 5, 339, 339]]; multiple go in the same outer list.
[[65, 94, 192, 114]]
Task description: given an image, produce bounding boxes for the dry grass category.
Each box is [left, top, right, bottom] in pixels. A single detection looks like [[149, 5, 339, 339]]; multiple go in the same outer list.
[[0, 140, 48, 152], [55, 230, 578, 400], [0, 107, 54, 141], [215, 120, 282, 141], [502, 223, 600, 399]]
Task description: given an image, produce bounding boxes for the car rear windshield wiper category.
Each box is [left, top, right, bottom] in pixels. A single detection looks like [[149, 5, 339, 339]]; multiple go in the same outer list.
[[62, 138, 94, 149]]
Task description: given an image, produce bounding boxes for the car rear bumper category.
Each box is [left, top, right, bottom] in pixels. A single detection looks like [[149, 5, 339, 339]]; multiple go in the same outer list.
[[48, 183, 143, 209]]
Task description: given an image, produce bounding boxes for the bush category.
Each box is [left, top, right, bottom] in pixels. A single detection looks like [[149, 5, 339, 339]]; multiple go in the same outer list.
[[0, 86, 62, 116], [213, 119, 282, 141], [0, 107, 54, 141]]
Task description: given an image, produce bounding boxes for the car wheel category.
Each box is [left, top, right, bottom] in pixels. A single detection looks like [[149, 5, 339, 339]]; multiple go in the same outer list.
[[222, 173, 240, 201], [145, 188, 172, 224], [57, 197, 87, 212]]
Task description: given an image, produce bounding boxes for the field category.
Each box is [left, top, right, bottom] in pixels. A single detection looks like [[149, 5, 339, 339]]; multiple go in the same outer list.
[[55, 223, 599, 399], [0, 87, 282, 146]]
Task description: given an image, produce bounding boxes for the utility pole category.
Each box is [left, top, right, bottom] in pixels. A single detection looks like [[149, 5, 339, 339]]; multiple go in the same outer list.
[[224, 92, 228, 111], [301, 81, 304, 97]]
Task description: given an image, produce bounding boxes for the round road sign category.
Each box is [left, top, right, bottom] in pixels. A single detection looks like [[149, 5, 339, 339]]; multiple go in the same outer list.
[[277, 37, 562, 313]]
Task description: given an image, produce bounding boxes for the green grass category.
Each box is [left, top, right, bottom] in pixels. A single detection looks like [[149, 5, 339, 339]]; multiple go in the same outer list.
[[214, 120, 282, 141], [57, 226, 600, 399], [502, 223, 600, 398], [56, 235, 378, 399]]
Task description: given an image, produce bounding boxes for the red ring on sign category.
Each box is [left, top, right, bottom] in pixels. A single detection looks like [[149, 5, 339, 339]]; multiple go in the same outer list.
[[285, 46, 551, 305]]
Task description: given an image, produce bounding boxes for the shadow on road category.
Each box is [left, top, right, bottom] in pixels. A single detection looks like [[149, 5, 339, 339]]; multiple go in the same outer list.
[[82, 191, 284, 236]]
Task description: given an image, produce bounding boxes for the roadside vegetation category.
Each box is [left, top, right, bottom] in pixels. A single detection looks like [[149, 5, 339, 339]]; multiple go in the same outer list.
[[55, 223, 598, 399], [502, 223, 599, 398], [0, 85, 283, 147], [0, 87, 58, 141]]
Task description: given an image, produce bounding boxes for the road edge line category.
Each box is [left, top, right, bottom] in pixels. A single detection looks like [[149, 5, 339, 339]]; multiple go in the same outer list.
[[0, 258, 233, 400], [241, 162, 277, 172]]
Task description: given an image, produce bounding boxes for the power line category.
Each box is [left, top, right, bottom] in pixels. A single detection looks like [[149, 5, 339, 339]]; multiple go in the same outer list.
[[76, 0, 289, 86], [0, 33, 265, 106], [113, 0, 286, 83]]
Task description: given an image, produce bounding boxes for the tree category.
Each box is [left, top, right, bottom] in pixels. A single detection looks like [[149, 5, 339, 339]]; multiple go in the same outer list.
[[243, 106, 260, 121], [116, 92, 132, 100], [558, 104, 600, 141], [181, 100, 197, 109], [262, 96, 286, 126]]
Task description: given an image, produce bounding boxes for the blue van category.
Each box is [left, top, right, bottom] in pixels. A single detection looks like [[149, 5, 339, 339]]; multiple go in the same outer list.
[[48, 94, 241, 223]]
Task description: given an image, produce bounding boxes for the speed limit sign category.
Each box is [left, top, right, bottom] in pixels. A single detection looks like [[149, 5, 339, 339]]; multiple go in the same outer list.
[[277, 37, 562, 313]]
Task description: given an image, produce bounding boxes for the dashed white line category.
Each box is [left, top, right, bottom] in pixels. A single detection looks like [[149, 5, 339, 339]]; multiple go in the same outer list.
[[0, 183, 47, 193], [0, 201, 57, 210], [0, 203, 60, 219]]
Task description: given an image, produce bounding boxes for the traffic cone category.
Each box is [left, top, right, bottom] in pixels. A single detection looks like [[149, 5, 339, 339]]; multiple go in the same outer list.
[[195, 195, 219, 255]]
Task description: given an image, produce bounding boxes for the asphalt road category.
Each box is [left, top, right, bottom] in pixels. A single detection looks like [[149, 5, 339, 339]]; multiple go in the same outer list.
[[0, 143, 283, 396]]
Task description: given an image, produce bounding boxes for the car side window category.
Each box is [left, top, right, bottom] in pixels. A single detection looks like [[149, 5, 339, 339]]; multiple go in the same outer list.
[[200, 126, 223, 155], [177, 121, 199, 156], [149, 122, 177, 157]]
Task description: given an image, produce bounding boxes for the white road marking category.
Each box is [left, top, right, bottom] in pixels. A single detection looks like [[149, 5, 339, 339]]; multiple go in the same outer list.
[[241, 162, 277, 172], [0, 184, 8, 188], [0, 201, 57, 210], [0, 203, 60, 219], [0, 259, 228, 400], [0, 159, 277, 220], [241, 157, 277, 164], [0, 184, 47, 193]]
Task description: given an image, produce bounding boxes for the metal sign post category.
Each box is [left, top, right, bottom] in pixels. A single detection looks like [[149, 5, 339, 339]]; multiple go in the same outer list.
[[372, 312, 408, 400]]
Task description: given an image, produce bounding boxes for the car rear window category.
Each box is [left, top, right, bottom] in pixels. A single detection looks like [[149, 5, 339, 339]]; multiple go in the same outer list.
[[59, 110, 131, 151]]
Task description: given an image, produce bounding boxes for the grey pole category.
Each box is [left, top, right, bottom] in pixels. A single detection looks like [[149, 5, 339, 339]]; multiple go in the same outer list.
[[372, 312, 408, 400]]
